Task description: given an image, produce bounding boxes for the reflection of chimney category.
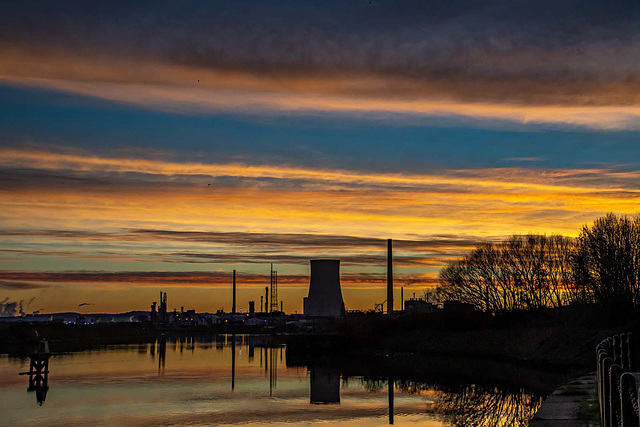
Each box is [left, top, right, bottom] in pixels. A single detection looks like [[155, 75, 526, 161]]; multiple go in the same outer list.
[[232, 270, 237, 314], [304, 260, 345, 318], [389, 376, 395, 424], [387, 239, 393, 315]]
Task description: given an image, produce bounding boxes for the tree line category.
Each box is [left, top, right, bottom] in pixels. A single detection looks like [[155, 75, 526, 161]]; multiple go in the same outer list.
[[436, 213, 640, 313]]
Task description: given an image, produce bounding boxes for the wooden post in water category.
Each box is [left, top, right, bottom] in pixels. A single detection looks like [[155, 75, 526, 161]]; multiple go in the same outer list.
[[19, 339, 50, 405]]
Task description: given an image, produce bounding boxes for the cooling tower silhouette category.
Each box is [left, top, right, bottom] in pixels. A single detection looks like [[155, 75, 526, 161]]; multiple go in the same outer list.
[[303, 259, 346, 318], [310, 368, 341, 404]]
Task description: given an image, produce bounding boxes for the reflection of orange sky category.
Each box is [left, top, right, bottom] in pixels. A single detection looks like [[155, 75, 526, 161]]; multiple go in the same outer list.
[[2, 147, 640, 312], [0, 339, 444, 426]]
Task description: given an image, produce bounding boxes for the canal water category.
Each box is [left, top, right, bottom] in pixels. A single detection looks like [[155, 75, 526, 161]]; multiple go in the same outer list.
[[0, 335, 552, 426]]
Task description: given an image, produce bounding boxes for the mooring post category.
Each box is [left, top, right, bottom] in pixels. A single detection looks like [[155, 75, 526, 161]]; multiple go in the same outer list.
[[19, 339, 51, 405]]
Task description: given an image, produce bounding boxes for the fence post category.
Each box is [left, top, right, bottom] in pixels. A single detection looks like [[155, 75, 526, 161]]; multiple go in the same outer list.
[[609, 363, 622, 427], [602, 356, 613, 427], [614, 335, 621, 366], [628, 332, 635, 371], [621, 333, 630, 371], [598, 347, 607, 423], [620, 372, 639, 426]]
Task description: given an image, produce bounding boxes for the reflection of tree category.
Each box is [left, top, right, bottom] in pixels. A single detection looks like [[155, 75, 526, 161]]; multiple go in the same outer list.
[[360, 378, 542, 427], [430, 384, 542, 427], [359, 377, 386, 393]]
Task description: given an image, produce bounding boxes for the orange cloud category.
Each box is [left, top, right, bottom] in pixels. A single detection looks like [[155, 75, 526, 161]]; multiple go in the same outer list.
[[1, 147, 640, 240], [2, 147, 640, 311], [3, 51, 640, 129]]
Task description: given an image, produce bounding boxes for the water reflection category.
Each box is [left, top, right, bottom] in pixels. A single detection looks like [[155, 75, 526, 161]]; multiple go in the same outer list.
[[231, 334, 235, 390], [389, 376, 394, 425], [5, 335, 549, 425], [310, 368, 340, 404], [269, 347, 278, 396], [18, 340, 51, 405], [396, 379, 543, 427], [438, 385, 541, 426]]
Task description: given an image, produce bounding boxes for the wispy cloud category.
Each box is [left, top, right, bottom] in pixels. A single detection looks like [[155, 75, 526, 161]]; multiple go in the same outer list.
[[2, 1, 640, 127], [1, 147, 639, 240], [502, 157, 546, 162], [0, 270, 438, 290], [0, 280, 47, 290]]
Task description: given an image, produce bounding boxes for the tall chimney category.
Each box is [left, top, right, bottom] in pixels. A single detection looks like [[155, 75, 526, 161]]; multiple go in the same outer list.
[[232, 270, 237, 314], [387, 239, 393, 315], [265, 286, 269, 313]]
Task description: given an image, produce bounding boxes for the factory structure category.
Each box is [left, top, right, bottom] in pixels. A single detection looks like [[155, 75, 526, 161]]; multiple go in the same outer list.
[[1, 239, 448, 326], [0, 238, 445, 326], [141, 238, 446, 328]]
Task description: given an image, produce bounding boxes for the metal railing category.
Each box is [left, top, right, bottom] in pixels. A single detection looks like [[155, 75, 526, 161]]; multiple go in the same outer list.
[[597, 333, 639, 426]]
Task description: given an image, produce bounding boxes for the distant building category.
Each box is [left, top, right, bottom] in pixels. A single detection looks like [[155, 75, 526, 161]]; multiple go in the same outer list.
[[404, 298, 436, 313], [245, 317, 267, 327]]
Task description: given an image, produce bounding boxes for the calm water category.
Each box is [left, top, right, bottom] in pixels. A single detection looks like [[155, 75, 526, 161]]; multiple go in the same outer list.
[[0, 335, 545, 426]]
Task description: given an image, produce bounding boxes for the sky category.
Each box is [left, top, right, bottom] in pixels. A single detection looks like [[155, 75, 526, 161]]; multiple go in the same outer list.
[[2, 0, 640, 314]]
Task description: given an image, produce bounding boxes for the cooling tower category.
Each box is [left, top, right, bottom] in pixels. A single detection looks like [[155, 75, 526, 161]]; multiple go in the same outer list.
[[304, 259, 346, 318]]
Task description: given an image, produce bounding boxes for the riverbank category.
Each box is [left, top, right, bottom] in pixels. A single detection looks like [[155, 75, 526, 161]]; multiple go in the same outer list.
[[2, 304, 636, 370], [332, 304, 640, 370], [531, 372, 599, 426]]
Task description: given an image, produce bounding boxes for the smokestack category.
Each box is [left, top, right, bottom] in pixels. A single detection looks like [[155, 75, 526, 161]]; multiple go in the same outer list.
[[232, 270, 237, 314], [265, 286, 269, 313], [387, 239, 393, 315]]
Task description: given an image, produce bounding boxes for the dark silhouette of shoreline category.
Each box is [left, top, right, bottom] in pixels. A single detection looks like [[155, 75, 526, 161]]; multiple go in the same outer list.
[[3, 301, 636, 372]]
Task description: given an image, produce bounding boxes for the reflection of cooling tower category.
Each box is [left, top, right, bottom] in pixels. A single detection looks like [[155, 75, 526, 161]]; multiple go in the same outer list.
[[310, 368, 341, 404], [303, 259, 345, 318]]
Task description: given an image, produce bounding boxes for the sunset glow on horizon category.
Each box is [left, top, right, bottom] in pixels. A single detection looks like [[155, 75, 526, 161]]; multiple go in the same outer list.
[[3, 0, 640, 314]]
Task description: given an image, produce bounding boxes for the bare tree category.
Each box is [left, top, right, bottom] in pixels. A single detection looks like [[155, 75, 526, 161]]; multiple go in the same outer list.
[[437, 234, 576, 313], [574, 213, 640, 307]]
